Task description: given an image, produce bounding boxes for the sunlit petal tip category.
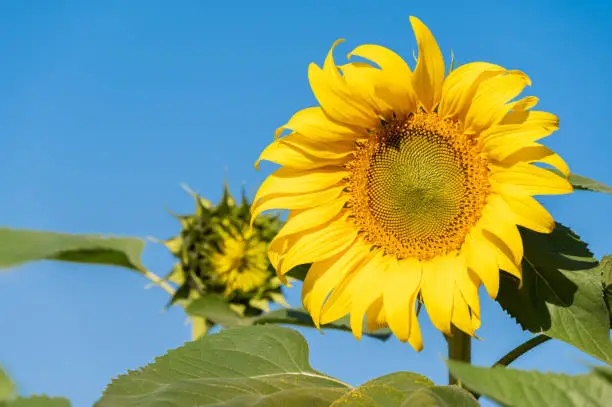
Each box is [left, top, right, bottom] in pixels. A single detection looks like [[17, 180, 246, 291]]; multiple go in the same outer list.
[[273, 126, 285, 140], [332, 38, 346, 48], [323, 39, 347, 69], [409, 330, 424, 352], [408, 15, 424, 26], [511, 96, 539, 111], [508, 69, 532, 86], [409, 16, 445, 111]]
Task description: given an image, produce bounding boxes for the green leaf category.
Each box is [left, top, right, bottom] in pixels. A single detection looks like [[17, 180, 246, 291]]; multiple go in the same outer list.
[[185, 294, 250, 327], [447, 361, 612, 407], [601, 255, 612, 324], [399, 386, 479, 407], [0, 396, 71, 407], [254, 308, 392, 341], [0, 228, 145, 272], [496, 223, 612, 363], [0, 367, 15, 402], [568, 173, 612, 193], [546, 169, 612, 193], [285, 263, 310, 281], [330, 373, 477, 407], [185, 295, 392, 341], [95, 326, 349, 407]]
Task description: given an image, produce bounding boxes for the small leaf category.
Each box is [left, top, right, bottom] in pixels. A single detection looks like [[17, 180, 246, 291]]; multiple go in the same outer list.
[[185, 294, 251, 327], [0, 228, 145, 272], [254, 307, 392, 341], [95, 326, 349, 407], [0, 367, 15, 401], [546, 169, 612, 193], [2, 396, 72, 407], [447, 361, 612, 407], [568, 173, 612, 193], [497, 223, 612, 363], [330, 372, 477, 407]]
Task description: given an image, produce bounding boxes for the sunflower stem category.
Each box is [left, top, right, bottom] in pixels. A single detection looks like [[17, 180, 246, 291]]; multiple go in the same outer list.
[[447, 325, 471, 386], [493, 334, 551, 368]]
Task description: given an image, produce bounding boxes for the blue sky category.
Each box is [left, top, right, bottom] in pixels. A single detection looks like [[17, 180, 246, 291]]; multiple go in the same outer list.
[[0, 1, 610, 406]]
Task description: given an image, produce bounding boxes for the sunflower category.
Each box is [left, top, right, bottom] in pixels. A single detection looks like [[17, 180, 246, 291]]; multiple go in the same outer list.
[[162, 185, 287, 337], [252, 17, 572, 350], [210, 222, 270, 296]]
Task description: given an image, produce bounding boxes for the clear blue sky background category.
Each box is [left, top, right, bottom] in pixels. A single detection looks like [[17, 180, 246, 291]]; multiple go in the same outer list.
[[0, 1, 610, 406]]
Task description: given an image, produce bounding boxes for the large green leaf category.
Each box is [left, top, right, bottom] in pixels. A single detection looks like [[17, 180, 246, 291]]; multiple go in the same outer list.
[[398, 386, 479, 407], [447, 361, 612, 407], [0, 228, 145, 272], [95, 326, 350, 407], [185, 295, 392, 340], [255, 308, 392, 341], [330, 372, 478, 407], [496, 223, 612, 363], [0, 396, 72, 407], [568, 173, 612, 193]]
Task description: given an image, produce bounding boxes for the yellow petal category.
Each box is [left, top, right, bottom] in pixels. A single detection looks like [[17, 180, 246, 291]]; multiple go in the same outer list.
[[302, 241, 369, 327], [365, 297, 387, 333], [482, 110, 559, 148], [275, 106, 362, 142], [508, 96, 539, 111], [470, 306, 482, 332], [256, 132, 355, 170], [439, 62, 505, 120], [493, 143, 570, 177], [319, 249, 383, 326], [496, 247, 523, 282], [409, 16, 445, 111], [451, 286, 475, 336], [495, 184, 555, 234], [383, 257, 422, 342], [253, 167, 348, 206], [349, 253, 390, 340], [465, 71, 531, 133], [279, 215, 358, 275], [267, 233, 295, 284], [308, 40, 378, 128], [485, 228, 524, 283], [251, 185, 344, 223], [407, 309, 423, 352], [478, 204, 523, 282], [274, 198, 348, 240], [455, 265, 481, 323], [348, 44, 418, 113], [339, 62, 394, 116], [479, 196, 523, 264], [421, 253, 464, 334], [490, 162, 573, 196], [464, 227, 500, 298]]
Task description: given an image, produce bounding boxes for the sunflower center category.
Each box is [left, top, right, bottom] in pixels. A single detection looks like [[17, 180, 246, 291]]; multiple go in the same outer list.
[[211, 230, 270, 295], [347, 112, 490, 260]]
